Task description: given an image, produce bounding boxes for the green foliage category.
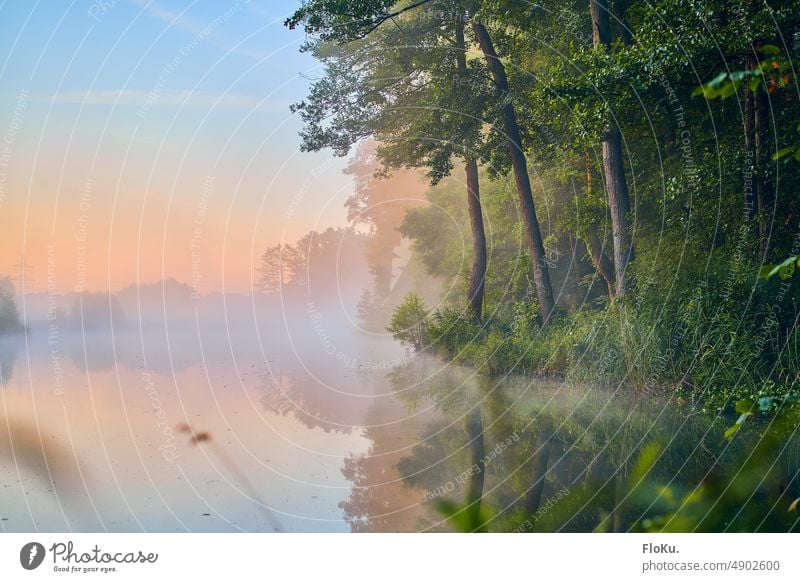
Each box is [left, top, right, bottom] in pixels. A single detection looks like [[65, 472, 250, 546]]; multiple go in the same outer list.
[[432, 396, 800, 532], [287, 0, 492, 181], [427, 308, 484, 359], [695, 46, 800, 165], [636, 398, 800, 532], [435, 499, 492, 533], [758, 255, 800, 281], [417, 269, 800, 409], [510, 299, 541, 337], [387, 292, 431, 351], [292, 0, 800, 536], [693, 46, 794, 100]]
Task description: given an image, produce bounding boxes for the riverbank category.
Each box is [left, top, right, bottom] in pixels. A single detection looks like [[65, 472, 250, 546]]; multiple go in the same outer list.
[[389, 287, 800, 412]]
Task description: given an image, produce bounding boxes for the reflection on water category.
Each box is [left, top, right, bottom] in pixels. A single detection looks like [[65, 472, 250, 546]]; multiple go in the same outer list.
[[0, 311, 413, 532], [1, 317, 799, 532], [381, 358, 800, 532], [0, 336, 19, 386]]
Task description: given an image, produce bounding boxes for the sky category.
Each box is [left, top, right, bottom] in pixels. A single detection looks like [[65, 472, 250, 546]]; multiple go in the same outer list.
[[0, 0, 354, 294]]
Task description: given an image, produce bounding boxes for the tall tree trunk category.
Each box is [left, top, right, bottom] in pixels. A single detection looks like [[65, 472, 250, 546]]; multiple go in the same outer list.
[[613, 0, 633, 46], [471, 20, 556, 326], [456, 17, 488, 322], [466, 159, 487, 321], [590, 0, 612, 45], [591, 0, 634, 299], [587, 233, 615, 297], [603, 129, 633, 297], [584, 158, 615, 297]]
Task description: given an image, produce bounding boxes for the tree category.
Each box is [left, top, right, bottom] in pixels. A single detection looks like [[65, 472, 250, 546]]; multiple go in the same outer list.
[[0, 277, 21, 333], [470, 15, 556, 324], [256, 228, 368, 303], [456, 15, 488, 321], [287, 0, 559, 324], [589, 0, 634, 299], [344, 141, 426, 299], [256, 244, 294, 294], [387, 292, 430, 350]]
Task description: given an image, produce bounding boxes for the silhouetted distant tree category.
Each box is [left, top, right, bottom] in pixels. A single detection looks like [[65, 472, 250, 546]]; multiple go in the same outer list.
[[0, 277, 21, 333]]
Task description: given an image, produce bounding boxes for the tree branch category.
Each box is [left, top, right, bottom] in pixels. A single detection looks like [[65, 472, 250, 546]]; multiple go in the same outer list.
[[355, 0, 435, 40]]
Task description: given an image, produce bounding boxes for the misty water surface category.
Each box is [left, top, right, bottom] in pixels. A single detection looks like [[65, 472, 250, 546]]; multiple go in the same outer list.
[[2, 304, 798, 532]]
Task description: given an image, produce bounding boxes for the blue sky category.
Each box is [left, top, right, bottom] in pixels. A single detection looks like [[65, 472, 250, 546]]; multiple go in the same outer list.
[[0, 0, 357, 292]]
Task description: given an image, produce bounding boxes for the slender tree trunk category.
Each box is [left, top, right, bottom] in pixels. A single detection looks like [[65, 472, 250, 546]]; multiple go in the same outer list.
[[603, 129, 633, 297], [456, 18, 488, 322], [590, 0, 612, 45], [471, 20, 556, 326], [583, 158, 615, 297], [591, 0, 634, 299], [587, 233, 615, 297], [466, 159, 487, 321], [744, 43, 774, 255], [613, 0, 633, 46]]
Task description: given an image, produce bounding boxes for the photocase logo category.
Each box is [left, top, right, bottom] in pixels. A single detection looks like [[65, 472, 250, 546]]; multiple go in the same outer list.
[[19, 542, 46, 570]]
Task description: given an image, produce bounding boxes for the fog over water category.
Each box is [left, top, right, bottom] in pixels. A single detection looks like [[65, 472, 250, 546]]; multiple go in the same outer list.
[[5, 290, 791, 533], [0, 293, 425, 532]]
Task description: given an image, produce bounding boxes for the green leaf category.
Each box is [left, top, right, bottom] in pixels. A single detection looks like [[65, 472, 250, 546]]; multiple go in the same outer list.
[[632, 442, 662, 482], [695, 73, 730, 99], [759, 44, 781, 55], [725, 412, 750, 441], [719, 80, 740, 99], [724, 423, 741, 440], [707, 72, 728, 86], [775, 256, 798, 280], [773, 145, 797, 160], [758, 256, 799, 280], [758, 265, 775, 280], [726, 404, 753, 441]]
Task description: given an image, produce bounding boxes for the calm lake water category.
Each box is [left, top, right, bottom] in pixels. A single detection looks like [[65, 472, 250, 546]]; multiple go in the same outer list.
[[1, 310, 798, 532]]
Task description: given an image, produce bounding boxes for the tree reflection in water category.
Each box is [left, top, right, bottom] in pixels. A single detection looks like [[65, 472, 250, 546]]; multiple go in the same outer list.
[[340, 355, 800, 532]]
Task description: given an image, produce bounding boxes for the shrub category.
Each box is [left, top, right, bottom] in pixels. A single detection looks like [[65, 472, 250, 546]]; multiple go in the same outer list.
[[387, 293, 430, 351], [427, 308, 484, 358]]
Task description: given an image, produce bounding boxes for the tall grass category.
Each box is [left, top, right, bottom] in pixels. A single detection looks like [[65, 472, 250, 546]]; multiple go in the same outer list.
[[390, 276, 800, 410]]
